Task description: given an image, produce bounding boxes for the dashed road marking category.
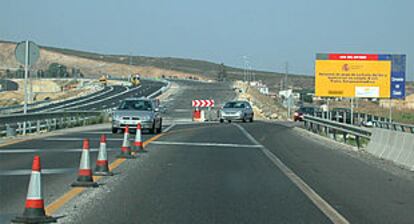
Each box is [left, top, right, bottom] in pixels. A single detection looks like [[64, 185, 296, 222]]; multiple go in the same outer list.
[[0, 168, 77, 176], [0, 147, 118, 154], [151, 141, 262, 148], [43, 137, 123, 141], [234, 124, 350, 224]]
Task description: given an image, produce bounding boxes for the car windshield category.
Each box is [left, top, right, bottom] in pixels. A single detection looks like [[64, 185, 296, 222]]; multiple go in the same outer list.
[[300, 107, 315, 114], [118, 100, 152, 111], [223, 102, 245, 108]]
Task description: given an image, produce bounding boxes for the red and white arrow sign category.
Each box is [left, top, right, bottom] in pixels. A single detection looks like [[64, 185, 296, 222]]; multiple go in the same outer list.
[[192, 99, 215, 107]]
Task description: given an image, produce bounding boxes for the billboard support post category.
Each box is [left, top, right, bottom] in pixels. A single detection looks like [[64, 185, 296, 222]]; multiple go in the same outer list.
[[389, 99, 392, 123], [327, 98, 331, 120], [350, 98, 354, 125]]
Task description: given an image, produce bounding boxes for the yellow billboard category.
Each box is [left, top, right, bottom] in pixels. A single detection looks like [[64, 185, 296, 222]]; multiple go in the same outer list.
[[315, 60, 391, 98]]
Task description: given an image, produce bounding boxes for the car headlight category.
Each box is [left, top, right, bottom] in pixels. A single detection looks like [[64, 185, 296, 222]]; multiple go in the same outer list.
[[141, 115, 152, 121], [112, 114, 121, 120]]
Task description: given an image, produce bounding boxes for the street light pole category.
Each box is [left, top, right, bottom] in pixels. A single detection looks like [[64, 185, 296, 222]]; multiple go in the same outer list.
[[23, 40, 29, 135]]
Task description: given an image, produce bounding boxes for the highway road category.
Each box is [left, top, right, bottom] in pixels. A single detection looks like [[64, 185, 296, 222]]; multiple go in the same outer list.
[[27, 80, 164, 113], [2, 80, 414, 223]]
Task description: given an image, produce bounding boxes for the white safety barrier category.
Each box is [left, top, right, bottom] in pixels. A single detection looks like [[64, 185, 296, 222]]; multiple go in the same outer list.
[[367, 128, 414, 170]]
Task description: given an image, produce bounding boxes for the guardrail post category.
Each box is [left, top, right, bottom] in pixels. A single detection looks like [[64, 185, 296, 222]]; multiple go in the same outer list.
[[60, 117, 64, 128], [46, 119, 50, 131], [343, 112, 347, 124], [333, 129, 337, 141], [357, 113, 361, 125], [53, 118, 57, 130], [6, 124, 16, 137], [356, 136, 361, 149], [17, 122, 22, 135], [343, 133, 347, 143], [36, 120, 41, 133], [28, 121, 32, 133]]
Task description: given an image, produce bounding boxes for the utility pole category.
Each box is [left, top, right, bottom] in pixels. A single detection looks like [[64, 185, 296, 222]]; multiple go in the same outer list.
[[23, 40, 29, 135], [242, 56, 248, 82], [284, 62, 289, 89]]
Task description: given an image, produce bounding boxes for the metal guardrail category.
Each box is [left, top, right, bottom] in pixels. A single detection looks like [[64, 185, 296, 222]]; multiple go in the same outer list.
[[303, 115, 372, 149], [312, 111, 414, 134], [0, 79, 169, 137], [313, 111, 390, 125], [0, 111, 106, 137], [373, 121, 414, 133]]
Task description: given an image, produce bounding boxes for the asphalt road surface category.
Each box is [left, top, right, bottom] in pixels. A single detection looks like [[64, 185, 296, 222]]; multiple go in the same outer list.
[[2, 80, 414, 224], [28, 80, 164, 113]]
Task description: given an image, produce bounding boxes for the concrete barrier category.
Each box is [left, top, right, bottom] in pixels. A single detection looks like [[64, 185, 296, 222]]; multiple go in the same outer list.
[[367, 128, 414, 170]]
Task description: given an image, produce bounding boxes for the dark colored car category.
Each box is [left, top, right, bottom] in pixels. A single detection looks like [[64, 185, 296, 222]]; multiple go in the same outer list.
[[293, 106, 319, 121]]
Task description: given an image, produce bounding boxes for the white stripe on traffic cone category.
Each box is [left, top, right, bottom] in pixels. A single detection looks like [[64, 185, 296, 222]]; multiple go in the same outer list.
[[12, 155, 59, 223], [72, 139, 98, 187], [117, 125, 135, 158], [94, 135, 113, 176], [132, 122, 145, 152]]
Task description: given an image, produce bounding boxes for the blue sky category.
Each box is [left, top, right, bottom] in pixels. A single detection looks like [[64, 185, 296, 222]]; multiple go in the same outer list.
[[0, 0, 412, 78]]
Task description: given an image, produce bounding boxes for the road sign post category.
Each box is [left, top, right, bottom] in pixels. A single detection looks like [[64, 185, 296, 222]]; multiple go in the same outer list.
[[15, 41, 40, 135]]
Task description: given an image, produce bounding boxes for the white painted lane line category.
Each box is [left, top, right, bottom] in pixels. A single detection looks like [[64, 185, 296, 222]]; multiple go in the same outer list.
[[0, 168, 77, 176], [43, 137, 123, 141], [173, 109, 192, 112], [150, 141, 262, 148], [234, 124, 350, 224], [163, 124, 176, 133], [0, 148, 118, 154], [42, 86, 115, 112], [82, 131, 112, 134], [66, 86, 138, 110]]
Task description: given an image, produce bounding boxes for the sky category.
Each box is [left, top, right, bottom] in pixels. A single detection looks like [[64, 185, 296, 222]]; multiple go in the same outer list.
[[0, 0, 413, 78]]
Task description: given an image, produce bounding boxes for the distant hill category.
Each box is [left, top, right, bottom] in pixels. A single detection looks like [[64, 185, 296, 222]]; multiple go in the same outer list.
[[0, 40, 314, 91]]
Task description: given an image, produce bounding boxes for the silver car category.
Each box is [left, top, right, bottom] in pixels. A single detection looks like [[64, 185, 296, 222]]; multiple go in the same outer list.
[[219, 101, 254, 123], [112, 98, 162, 134]]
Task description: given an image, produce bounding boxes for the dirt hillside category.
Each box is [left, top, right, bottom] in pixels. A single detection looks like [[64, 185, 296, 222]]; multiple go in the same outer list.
[[0, 42, 205, 80]]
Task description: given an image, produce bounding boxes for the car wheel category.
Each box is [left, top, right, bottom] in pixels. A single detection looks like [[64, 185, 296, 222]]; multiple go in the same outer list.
[[111, 128, 118, 134], [149, 123, 156, 134], [242, 116, 246, 122], [220, 119, 224, 123], [227, 120, 232, 123], [156, 120, 162, 133], [249, 116, 254, 122]]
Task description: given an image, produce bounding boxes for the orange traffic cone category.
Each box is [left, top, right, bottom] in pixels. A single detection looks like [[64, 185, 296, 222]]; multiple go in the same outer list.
[[12, 156, 59, 223], [71, 139, 98, 187], [132, 123, 145, 152], [117, 125, 135, 159], [94, 135, 113, 176]]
